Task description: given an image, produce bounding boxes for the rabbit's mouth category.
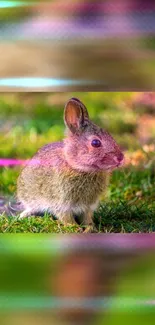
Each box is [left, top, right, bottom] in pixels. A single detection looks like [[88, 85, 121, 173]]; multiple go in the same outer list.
[[106, 161, 124, 170], [83, 158, 124, 172], [97, 160, 124, 171], [90, 163, 119, 171], [99, 154, 125, 170], [104, 164, 119, 171]]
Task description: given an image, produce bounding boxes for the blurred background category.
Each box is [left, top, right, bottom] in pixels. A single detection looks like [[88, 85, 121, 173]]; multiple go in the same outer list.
[[0, 234, 155, 325], [0, 1, 155, 90], [0, 92, 155, 233]]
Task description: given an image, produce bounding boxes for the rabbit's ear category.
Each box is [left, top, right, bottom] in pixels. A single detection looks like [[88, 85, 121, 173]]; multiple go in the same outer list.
[[64, 98, 89, 133], [70, 98, 89, 119]]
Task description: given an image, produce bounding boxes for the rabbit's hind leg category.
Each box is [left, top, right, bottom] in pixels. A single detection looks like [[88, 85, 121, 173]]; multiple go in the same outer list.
[[82, 210, 98, 233]]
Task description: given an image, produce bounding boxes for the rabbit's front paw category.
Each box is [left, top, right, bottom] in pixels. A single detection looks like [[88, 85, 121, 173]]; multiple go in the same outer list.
[[83, 225, 98, 233], [18, 208, 33, 219], [82, 210, 98, 233], [57, 213, 78, 227]]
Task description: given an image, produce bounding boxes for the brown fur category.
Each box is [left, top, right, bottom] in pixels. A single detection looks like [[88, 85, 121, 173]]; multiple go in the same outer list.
[[17, 98, 124, 232]]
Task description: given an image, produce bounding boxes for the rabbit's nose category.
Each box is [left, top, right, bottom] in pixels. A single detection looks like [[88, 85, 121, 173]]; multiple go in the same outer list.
[[117, 152, 124, 162], [113, 152, 124, 164]]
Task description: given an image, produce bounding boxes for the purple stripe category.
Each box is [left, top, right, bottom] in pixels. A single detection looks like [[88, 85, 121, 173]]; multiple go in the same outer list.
[[0, 158, 26, 166]]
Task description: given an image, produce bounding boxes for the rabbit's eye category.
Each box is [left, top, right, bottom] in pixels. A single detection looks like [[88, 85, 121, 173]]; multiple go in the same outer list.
[[91, 139, 101, 148]]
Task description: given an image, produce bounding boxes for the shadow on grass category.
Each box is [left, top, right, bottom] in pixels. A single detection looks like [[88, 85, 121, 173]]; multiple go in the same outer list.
[[94, 201, 155, 233]]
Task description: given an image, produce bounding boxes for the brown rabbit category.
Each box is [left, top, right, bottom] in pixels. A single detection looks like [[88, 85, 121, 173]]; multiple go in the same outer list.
[[17, 98, 124, 232]]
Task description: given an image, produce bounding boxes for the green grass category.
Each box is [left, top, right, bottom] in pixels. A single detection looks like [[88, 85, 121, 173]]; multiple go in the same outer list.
[[0, 92, 155, 233], [0, 165, 155, 233], [0, 215, 81, 233], [0, 201, 154, 233]]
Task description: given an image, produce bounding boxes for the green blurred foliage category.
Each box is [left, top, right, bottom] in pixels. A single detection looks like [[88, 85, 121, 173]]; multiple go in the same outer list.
[[0, 236, 155, 324], [0, 92, 143, 159], [99, 253, 155, 325], [0, 4, 32, 23]]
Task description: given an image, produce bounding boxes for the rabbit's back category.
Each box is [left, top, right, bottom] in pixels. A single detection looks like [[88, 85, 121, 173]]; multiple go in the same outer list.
[[17, 141, 109, 216], [17, 141, 65, 205]]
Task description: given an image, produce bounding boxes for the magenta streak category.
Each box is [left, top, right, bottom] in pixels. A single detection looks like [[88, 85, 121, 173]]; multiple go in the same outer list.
[[0, 158, 44, 167], [0, 159, 27, 167], [46, 3, 155, 13]]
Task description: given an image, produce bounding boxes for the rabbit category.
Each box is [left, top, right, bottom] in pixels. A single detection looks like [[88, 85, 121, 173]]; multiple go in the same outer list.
[[17, 98, 124, 232]]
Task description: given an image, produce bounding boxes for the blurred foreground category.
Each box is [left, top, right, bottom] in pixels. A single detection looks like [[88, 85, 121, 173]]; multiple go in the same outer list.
[[0, 1, 155, 90], [0, 234, 155, 325]]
